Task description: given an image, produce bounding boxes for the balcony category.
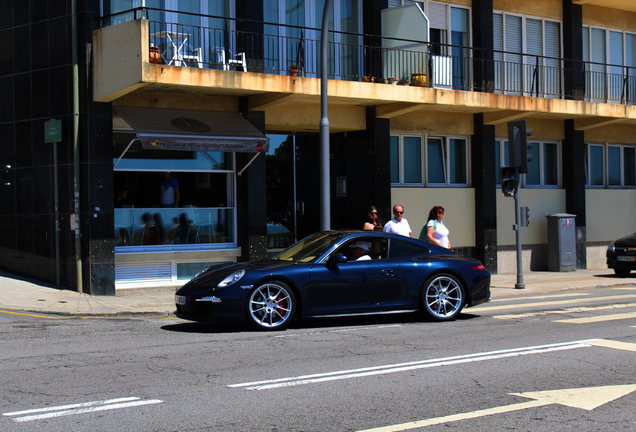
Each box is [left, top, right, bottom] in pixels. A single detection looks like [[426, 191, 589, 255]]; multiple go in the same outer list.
[[94, 8, 636, 132]]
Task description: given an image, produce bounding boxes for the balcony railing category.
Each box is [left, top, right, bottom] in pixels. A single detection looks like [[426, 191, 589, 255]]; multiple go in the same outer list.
[[101, 8, 636, 106]]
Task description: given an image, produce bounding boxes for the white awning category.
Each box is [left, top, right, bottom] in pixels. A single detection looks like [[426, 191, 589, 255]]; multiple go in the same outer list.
[[115, 107, 269, 153]]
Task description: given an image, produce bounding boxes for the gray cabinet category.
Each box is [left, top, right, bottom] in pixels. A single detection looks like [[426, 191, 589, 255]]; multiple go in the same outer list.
[[546, 213, 577, 272]]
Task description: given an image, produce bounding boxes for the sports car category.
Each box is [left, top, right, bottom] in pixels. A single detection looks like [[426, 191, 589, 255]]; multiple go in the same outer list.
[[607, 232, 636, 277], [174, 230, 491, 330]]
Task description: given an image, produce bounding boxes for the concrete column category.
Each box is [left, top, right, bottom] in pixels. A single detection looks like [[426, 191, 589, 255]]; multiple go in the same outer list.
[[563, 119, 587, 269], [237, 98, 268, 261], [472, 113, 498, 272]]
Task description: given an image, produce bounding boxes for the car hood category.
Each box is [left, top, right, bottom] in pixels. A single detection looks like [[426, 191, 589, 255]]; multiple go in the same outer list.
[[614, 233, 636, 247], [176, 260, 297, 295]]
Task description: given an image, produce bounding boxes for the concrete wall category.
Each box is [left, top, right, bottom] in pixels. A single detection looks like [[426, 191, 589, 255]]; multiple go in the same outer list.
[[390, 187, 476, 247]]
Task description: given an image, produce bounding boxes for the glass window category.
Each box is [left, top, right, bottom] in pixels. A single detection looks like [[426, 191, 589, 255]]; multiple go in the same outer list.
[[449, 138, 467, 184], [588, 144, 604, 186], [543, 142, 558, 186], [404, 137, 423, 183], [390, 136, 400, 183], [387, 238, 429, 259], [427, 138, 445, 183], [113, 131, 237, 249], [391, 134, 469, 186], [625, 147, 636, 186], [499, 138, 559, 188], [608, 146, 621, 185], [525, 142, 541, 185]]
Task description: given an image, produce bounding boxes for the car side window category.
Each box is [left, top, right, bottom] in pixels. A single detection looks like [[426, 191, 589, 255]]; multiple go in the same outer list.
[[387, 238, 430, 259], [332, 238, 387, 261]]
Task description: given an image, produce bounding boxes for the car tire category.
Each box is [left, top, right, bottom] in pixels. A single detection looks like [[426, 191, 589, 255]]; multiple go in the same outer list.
[[420, 273, 465, 321], [614, 268, 631, 278], [247, 281, 296, 330]]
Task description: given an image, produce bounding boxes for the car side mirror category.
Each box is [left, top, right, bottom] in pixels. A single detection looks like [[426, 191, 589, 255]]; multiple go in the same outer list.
[[327, 254, 348, 265]]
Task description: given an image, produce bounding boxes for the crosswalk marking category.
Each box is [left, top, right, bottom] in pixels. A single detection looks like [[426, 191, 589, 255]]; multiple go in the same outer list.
[[493, 302, 636, 320], [477, 294, 636, 312], [489, 293, 592, 302], [554, 311, 636, 324]]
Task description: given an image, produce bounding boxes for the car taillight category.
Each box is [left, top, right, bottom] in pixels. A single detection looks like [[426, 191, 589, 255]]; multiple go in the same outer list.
[[471, 263, 486, 270]]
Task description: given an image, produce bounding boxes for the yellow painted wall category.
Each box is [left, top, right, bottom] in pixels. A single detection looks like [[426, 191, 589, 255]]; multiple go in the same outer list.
[[582, 5, 636, 31], [391, 112, 473, 135], [494, 0, 562, 20], [586, 189, 636, 241], [497, 188, 566, 245], [390, 187, 476, 247]]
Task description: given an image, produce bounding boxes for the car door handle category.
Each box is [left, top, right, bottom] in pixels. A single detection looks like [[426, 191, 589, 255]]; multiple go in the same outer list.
[[381, 269, 394, 276]]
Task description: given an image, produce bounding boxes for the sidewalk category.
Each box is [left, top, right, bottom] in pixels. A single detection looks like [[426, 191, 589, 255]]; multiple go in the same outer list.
[[0, 268, 634, 318]]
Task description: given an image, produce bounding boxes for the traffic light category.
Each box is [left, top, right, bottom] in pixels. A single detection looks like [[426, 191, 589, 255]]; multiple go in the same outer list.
[[500, 166, 517, 197], [508, 120, 533, 173]]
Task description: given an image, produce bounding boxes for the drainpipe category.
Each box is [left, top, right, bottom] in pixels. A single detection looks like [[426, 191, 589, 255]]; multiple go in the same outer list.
[[72, 0, 83, 293]]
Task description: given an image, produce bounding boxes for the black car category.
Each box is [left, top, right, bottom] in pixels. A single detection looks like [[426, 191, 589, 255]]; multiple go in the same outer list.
[[606, 232, 636, 277], [174, 230, 491, 330]]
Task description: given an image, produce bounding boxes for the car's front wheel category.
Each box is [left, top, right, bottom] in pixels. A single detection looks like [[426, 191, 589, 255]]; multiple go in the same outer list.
[[247, 281, 296, 330], [421, 273, 465, 321], [614, 268, 631, 278]]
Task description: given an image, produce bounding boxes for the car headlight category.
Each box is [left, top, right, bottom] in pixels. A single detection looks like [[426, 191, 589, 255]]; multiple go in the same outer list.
[[217, 269, 246, 288], [194, 266, 211, 278], [608, 242, 615, 252]]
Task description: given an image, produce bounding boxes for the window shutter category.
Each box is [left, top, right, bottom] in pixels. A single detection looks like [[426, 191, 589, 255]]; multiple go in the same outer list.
[[505, 15, 522, 54], [429, 2, 448, 30], [526, 19, 542, 56]]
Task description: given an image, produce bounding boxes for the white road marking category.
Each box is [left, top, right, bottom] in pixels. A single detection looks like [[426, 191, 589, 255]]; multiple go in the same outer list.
[[477, 294, 636, 312], [274, 324, 401, 338], [228, 340, 595, 390], [229, 338, 636, 391], [3, 397, 163, 423], [490, 293, 591, 302], [493, 302, 636, 319], [554, 311, 636, 324]]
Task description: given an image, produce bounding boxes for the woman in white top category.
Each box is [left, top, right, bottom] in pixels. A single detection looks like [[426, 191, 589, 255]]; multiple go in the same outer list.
[[425, 205, 451, 249]]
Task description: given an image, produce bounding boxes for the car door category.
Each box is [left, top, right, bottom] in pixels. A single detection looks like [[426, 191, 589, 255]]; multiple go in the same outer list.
[[303, 238, 404, 316]]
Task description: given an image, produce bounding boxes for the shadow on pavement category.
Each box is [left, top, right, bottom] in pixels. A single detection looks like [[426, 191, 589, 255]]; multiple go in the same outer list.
[[162, 311, 479, 334], [593, 272, 636, 279]]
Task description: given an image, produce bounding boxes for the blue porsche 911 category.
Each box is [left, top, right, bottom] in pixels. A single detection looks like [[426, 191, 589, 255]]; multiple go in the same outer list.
[[174, 230, 491, 330]]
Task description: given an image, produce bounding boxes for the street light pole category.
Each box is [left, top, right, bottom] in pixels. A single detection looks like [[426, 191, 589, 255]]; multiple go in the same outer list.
[[319, 0, 333, 231]]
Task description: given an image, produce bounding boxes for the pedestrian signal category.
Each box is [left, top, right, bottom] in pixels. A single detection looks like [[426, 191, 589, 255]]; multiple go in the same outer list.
[[501, 166, 517, 197]]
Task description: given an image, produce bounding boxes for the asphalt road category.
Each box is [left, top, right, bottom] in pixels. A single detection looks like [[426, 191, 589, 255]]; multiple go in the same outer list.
[[1, 286, 635, 431]]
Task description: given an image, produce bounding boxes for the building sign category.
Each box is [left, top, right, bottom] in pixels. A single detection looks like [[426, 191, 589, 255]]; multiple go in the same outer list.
[[44, 119, 62, 143]]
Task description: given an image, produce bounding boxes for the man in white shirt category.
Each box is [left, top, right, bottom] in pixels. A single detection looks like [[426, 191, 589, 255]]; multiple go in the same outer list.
[[349, 240, 372, 261], [383, 205, 412, 237]]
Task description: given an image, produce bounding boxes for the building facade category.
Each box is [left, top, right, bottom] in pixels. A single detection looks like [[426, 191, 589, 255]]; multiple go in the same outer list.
[[1, 0, 634, 294]]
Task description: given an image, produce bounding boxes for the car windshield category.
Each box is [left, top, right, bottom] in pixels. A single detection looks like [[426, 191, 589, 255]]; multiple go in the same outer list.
[[273, 232, 343, 263]]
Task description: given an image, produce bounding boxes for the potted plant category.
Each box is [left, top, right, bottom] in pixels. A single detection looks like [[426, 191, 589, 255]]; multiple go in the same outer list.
[[289, 64, 299, 77], [149, 45, 161, 64]]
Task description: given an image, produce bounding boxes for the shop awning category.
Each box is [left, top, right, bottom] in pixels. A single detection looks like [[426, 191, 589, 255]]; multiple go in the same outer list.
[[115, 107, 269, 153]]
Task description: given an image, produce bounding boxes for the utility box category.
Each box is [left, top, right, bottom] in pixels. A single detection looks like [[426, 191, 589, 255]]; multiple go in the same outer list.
[[546, 213, 577, 272]]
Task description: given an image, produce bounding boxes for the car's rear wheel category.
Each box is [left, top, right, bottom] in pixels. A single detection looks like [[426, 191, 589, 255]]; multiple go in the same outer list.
[[614, 268, 631, 278], [247, 281, 296, 330], [421, 273, 464, 321]]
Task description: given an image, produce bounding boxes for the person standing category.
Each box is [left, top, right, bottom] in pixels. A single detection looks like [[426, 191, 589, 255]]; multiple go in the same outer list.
[[383, 205, 411, 237], [160, 172, 180, 208], [423, 205, 451, 248], [363, 206, 383, 231]]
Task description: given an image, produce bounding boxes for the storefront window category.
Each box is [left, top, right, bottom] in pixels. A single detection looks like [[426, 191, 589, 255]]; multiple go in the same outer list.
[[113, 131, 237, 249]]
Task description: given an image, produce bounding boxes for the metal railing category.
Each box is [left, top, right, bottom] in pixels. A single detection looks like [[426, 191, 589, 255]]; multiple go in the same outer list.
[[101, 7, 636, 106]]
